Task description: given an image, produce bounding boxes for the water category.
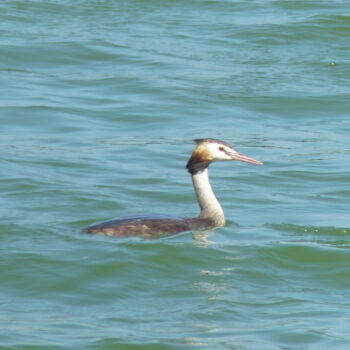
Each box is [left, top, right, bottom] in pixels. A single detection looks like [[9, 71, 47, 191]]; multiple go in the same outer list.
[[1, 0, 350, 349]]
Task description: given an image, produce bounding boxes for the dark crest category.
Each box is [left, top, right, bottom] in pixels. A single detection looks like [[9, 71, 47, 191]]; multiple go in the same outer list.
[[185, 139, 220, 175], [194, 138, 233, 148]]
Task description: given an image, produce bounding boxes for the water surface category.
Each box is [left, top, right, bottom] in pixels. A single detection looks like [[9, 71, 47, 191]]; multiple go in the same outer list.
[[1, 1, 350, 349]]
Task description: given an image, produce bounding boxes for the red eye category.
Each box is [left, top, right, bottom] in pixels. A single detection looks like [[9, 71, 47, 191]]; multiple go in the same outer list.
[[219, 147, 225, 151]]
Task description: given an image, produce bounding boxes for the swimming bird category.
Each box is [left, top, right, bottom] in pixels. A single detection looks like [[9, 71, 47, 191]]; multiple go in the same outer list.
[[84, 138, 263, 237]]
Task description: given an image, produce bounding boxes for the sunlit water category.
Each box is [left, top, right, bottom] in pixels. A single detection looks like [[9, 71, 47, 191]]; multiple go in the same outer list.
[[1, 1, 350, 349]]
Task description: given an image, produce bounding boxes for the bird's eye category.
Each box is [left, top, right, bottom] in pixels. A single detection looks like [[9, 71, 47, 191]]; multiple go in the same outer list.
[[219, 146, 225, 151]]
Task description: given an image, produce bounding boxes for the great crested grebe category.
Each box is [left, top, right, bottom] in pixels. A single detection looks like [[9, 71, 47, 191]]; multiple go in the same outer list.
[[84, 138, 263, 237]]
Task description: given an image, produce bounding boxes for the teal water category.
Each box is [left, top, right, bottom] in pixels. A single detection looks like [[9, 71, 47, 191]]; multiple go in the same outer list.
[[1, 1, 350, 349]]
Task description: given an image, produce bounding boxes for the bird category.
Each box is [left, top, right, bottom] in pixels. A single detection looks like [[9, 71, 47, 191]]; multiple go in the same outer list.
[[84, 138, 263, 238]]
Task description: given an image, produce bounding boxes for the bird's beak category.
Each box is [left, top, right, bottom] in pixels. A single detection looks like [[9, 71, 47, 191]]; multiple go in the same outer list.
[[229, 152, 263, 165]]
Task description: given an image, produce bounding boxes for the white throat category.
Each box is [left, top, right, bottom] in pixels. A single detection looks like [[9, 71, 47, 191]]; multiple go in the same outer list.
[[191, 168, 225, 227]]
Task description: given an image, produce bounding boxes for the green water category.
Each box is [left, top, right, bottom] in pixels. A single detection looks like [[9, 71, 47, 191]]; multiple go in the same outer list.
[[1, 1, 350, 349]]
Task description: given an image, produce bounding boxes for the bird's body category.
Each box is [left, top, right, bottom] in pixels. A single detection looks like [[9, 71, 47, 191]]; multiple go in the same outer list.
[[84, 215, 213, 238], [84, 138, 262, 237]]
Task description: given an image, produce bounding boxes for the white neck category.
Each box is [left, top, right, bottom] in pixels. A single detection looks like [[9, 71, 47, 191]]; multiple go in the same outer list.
[[191, 168, 225, 227]]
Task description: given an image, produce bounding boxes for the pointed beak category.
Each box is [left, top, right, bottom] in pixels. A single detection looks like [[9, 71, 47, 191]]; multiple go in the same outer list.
[[229, 152, 263, 165]]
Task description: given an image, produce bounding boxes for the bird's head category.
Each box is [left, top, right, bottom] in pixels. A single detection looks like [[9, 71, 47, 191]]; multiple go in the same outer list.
[[186, 138, 263, 174]]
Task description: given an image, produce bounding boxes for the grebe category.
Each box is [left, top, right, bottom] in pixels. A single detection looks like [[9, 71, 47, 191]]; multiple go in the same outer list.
[[84, 138, 263, 237]]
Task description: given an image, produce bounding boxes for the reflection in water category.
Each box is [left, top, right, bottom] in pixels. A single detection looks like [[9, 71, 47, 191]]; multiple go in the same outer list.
[[192, 230, 215, 246]]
